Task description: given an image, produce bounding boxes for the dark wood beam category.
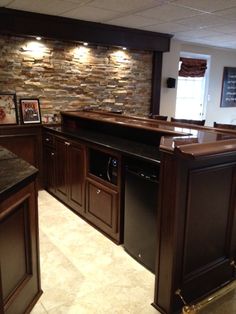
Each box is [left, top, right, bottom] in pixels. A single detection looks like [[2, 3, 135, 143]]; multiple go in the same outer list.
[[150, 52, 163, 115], [0, 8, 172, 52]]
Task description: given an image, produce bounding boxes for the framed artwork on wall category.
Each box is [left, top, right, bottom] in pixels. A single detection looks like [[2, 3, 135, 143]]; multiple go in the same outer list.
[[220, 67, 236, 107], [20, 98, 41, 124], [0, 93, 18, 125]]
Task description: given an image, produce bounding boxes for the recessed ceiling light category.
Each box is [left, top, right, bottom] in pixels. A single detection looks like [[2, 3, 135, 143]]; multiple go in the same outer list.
[[122, 47, 127, 50], [83, 42, 88, 46], [36, 36, 42, 41]]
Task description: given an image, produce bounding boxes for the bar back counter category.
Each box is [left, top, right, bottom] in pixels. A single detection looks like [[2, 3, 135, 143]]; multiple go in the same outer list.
[[42, 110, 236, 314]]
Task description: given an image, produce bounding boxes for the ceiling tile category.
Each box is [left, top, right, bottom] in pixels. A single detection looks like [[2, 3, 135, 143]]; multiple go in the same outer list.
[[207, 23, 236, 34], [175, 29, 221, 39], [176, 13, 229, 28], [87, 0, 166, 13], [6, 0, 79, 15], [138, 3, 202, 22], [143, 22, 190, 33], [106, 15, 160, 28], [214, 6, 236, 20], [60, 5, 120, 22], [204, 34, 236, 43], [173, 0, 236, 13]]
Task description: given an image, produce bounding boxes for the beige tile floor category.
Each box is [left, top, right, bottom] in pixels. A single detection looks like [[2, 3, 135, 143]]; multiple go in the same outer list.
[[31, 190, 158, 314], [31, 190, 236, 314]]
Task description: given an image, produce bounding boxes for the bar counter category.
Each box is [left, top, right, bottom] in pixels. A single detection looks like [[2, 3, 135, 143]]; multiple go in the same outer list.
[[0, 146, 42, 314], [60, 110, 236, 314]]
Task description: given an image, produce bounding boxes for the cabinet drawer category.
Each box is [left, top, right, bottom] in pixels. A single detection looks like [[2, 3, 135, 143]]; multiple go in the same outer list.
[[86, 180, 118, 238], [43, 132, 54, 146]]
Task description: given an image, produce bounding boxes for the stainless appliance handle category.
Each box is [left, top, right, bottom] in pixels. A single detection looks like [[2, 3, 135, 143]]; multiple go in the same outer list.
[[106, 157, 112, 182]]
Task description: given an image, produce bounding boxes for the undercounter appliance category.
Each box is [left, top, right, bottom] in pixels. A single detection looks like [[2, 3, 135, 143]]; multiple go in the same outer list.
[[124, 158, 159, 273]]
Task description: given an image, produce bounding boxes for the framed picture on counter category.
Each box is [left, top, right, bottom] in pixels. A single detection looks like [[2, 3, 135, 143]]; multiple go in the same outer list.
[[0, 93, 18, 125], [20, 98, 41, 124], [220, 67, 236, 107]]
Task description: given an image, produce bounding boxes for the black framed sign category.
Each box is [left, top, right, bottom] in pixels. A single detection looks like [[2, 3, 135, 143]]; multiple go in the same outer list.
[[20, 98, 41, 124], [220, 67, 236, 107]]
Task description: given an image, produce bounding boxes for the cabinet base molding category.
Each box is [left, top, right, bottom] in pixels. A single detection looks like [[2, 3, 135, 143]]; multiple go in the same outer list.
[[23, 290, 43, 314]]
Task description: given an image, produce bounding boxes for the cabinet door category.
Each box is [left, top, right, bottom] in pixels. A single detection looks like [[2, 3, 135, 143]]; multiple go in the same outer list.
[[55, 137, 68, 203], [68, 142, 85, 214], [86, 180, 119, 241], [44, 146, 56, 195], [0, 182, 42, 314]]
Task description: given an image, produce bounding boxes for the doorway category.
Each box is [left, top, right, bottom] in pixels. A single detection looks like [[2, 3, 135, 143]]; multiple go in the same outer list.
[[175, 53, 210, 120]]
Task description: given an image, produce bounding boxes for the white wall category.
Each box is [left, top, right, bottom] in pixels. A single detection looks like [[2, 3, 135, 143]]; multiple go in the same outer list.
[[160, 40, 180, 118], [160, 40, 236, 126]]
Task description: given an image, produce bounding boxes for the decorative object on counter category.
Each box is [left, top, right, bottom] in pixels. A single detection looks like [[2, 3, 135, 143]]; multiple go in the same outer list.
[[42, 113, 59, 124], [220, 67, 236, 107], [171, 117, 205, 126], [214, 122, 236, 130], [0, 93, 18, 125], [20, 98, 41, 124], [150, 114, 168, 121]]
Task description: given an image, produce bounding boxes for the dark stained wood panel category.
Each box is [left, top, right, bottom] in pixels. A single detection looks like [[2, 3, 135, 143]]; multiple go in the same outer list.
[[151, 52, 163, 115], [184, 166, 233, 276], [0, 136, 36, 166], [55, 137, 68, 203], [0, 126, 43, 189], [68, 143, 85, 213], [0, 204, 31, 302], [0, 182, 42, 314]]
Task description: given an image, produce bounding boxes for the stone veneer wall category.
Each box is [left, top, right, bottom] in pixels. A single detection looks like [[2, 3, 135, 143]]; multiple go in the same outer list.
[[0, 35, 152, 124]]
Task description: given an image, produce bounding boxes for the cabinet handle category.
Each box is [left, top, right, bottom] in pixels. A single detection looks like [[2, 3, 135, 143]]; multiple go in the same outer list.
[[51, 152, 55, 156], [65, 141, 70, 146], [96, 189, 101, 194]]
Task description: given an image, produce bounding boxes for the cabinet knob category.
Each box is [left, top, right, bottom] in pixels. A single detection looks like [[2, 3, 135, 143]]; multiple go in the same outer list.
[[96, 189, 101, 194], [65, 141, 70, 146], [51, 152, 55, 156], [45, 138, 50, 142]]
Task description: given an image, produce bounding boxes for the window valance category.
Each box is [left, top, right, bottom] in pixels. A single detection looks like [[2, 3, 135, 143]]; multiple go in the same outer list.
[[179, 57, 207, 77]]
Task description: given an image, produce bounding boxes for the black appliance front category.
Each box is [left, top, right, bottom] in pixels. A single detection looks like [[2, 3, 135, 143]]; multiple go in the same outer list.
[[124, 159, 159, 273], [89, 148, 118, 185]]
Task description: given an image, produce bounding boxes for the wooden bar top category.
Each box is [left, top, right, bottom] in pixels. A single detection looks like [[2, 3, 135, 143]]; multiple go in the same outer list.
[[61, 110, 236, 159]]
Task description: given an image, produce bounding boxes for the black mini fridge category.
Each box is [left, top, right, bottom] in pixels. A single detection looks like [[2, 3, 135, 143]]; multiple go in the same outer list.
[[124, 159, 159, 273]]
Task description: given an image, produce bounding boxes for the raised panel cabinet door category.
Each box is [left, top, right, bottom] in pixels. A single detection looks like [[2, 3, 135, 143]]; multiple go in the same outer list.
[[0, 182, 42, 314], [44, 146, 56, 195], [67, 142, 85, 214], [86, 180, 119, 241], [55, 137, 68, 203]]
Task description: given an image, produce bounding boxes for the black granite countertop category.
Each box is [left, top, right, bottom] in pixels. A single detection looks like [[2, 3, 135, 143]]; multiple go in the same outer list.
[[44, 126, 161, 164], [0, 146, 38, 200]]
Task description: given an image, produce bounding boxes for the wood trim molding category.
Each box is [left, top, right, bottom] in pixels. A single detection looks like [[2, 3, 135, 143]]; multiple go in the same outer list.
[[0, 8, 172, 52], [151, 51, 163, 115]]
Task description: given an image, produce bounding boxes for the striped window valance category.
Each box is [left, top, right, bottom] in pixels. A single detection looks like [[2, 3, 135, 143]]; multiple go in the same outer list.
[[179, 57, 207, 77]]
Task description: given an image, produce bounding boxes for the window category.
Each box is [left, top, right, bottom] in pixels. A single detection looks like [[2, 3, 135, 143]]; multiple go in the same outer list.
[[175, 53, 210, 120]]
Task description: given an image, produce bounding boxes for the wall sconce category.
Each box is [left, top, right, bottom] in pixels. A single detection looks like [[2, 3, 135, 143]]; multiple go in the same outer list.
[[21, 40, 47, 58]]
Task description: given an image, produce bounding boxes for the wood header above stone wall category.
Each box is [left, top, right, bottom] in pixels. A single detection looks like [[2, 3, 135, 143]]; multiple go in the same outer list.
[[0, 8, 172, 52]]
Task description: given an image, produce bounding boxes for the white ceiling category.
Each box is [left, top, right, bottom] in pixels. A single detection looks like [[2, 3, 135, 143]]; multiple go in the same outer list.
[[1, 0, 236, 50]]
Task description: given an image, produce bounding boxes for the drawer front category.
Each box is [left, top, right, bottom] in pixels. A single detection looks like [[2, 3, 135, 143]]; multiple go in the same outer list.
[[86, 180, 118, 238], [43, 132, 54, 146]]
